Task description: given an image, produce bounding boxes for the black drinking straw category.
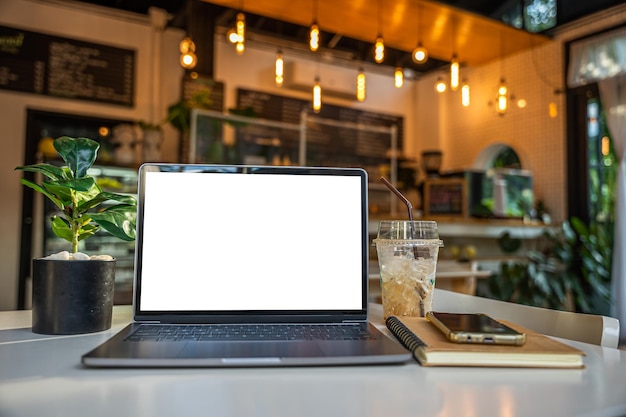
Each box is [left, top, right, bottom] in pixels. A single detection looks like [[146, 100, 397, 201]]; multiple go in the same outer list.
[[380, 177, 420, 257]]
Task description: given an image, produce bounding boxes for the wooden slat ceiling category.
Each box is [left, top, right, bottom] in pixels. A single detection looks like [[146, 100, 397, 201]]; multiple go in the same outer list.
[[201, 0, 551, 68]]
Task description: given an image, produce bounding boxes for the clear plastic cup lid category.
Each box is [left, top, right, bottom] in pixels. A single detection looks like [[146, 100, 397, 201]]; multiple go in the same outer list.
[[376, 220, 442, 243]]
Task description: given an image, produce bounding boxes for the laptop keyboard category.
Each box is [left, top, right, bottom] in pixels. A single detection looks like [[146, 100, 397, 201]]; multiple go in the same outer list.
[[125, 324, 375, 342]]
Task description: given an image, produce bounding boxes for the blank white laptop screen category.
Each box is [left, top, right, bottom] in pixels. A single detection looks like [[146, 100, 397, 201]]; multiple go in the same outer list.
[[138, 170, 365, 312]]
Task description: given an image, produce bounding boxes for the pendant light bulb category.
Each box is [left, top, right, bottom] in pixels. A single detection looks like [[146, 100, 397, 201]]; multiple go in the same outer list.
[[450, 56, 460, 91], [356, 69, 366, 102], [394, 67, 404, 88], [374, 36, 385, 64], [179, 36, 197, 69], [312, 77, 322, 113], [549, 102, 558, 118], [412, 44, 428, 64], [497, 95, 508, 114], [227, 29, 239, 44], [461, 81, 470, 107], [179, 37, 195, 54], [235, 12, 245, 55], [435, 77, 447, 93], [180, 51, 197, 69], [275, 50, 284, 87], [309, 23, 320, 51], [496, 78, 508, 115]]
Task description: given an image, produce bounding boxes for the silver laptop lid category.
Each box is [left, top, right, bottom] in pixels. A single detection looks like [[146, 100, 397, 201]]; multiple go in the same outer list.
[[133, 164, 369, 324]]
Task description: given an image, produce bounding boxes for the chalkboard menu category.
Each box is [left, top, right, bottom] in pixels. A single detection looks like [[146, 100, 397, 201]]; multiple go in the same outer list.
[[236, 88, 403, 169], [0, 25, 134, 106]]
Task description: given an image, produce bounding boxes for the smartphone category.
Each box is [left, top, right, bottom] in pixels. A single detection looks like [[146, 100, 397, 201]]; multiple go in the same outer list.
[[425, 311, 526, 345]]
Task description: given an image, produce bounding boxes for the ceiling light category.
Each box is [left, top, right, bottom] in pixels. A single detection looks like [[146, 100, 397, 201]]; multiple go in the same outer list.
[[549, 102, 558, 118], [394, 67, 404, 88], [496, 78, 508, 115], [374, 36, 385, 63], [435, 77, 447, 93], [180, 51, 197, 69], [449, 18, 460, 91], [450, 55, 460, 91], [226, 29, 238, 44], [356, 68, 366, 102], [374, 0, 384, 64], [179, 37, 197, 69], [275, 50, 284, 87], [412, 44, 428, 64], [179, 37, 195, 54], [461, 81, 470, 107], [412, 4, 428, 64], [309, 0, 320, 51], [235, 12, 245, 55], [309, 23, 320, 51], [312, 77, 322, 113]]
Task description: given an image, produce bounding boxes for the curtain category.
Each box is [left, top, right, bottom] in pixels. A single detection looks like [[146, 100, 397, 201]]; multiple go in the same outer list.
[[598, 75, 626, 343], [568, 26, 626, 87]]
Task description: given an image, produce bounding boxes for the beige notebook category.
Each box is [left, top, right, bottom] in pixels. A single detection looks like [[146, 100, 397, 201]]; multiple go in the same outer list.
[[386, 315, 586, 368]]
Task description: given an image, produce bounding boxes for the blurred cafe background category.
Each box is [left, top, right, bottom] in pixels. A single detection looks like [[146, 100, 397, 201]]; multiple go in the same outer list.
[[1, 0, 624, 342]]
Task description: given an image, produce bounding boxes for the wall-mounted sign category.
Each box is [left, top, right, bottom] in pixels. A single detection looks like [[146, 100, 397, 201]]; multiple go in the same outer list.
[[0, 25, 135, 107], [236, 88, 404, 169]]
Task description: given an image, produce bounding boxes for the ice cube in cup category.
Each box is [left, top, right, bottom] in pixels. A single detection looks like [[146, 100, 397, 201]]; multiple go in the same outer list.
[[374, 221, 443, 319]]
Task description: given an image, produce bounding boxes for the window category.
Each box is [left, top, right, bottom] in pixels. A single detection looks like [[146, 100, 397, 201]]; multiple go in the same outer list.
[[473, 143, 523, 170], [566, 86, 617, 223], [566, 27, 622, 223], [586, 99, 617, 222], [491, 146, 522, 169]]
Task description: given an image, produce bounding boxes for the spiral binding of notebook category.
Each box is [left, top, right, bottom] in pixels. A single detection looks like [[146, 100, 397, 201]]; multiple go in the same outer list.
[[385, 316, 427, 352]]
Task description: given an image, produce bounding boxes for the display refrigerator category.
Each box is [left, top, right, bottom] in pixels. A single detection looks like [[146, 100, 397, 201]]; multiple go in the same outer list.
[[18, 109, 138, 308]]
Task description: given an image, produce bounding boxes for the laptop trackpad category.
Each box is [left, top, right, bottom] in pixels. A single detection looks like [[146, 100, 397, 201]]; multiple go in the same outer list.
[[179, 341, 325, 360]]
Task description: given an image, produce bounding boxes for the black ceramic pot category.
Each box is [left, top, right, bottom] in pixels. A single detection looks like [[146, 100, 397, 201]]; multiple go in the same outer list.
[[31, 258, 116, 335]]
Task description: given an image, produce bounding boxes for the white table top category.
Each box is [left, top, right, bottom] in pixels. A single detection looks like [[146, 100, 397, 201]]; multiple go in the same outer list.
[[1, 303, 626, 417]]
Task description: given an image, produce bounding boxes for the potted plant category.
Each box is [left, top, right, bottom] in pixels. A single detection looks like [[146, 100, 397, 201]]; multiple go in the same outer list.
[[15, 136, 137, 335], [486, 219, 612, 315]]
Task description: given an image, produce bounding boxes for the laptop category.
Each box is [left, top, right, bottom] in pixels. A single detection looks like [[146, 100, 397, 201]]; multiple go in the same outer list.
[[82, 164, 411, 367]]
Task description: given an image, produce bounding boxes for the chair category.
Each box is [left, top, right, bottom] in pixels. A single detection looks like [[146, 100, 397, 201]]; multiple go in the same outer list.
[[432, 289, 620, 348]]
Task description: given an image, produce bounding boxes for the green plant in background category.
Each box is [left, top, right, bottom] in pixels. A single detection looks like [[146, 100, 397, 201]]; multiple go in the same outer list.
[[15, 136, 137, 254], [487, 221, 580, 311], [570, 217, 613, 315], [166, 89, 214, 134], [487, 216, 614, 314]]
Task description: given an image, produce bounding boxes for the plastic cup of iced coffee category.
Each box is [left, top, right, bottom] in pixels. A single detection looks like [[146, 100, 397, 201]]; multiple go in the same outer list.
[[374, 220, 443, 319]]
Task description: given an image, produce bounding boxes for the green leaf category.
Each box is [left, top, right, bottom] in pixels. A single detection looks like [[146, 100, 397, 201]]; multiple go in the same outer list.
[[78, 191, 137, 212], [54, 136, 99, 178], [90, 205, 137, 241], [19, 178, 65, 210], [15, 163, 68, 181], [42, 177, 97, 200], [548, 275, 566, 301], [50, 216, 73, 243], [77, 223, 99, 241]]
